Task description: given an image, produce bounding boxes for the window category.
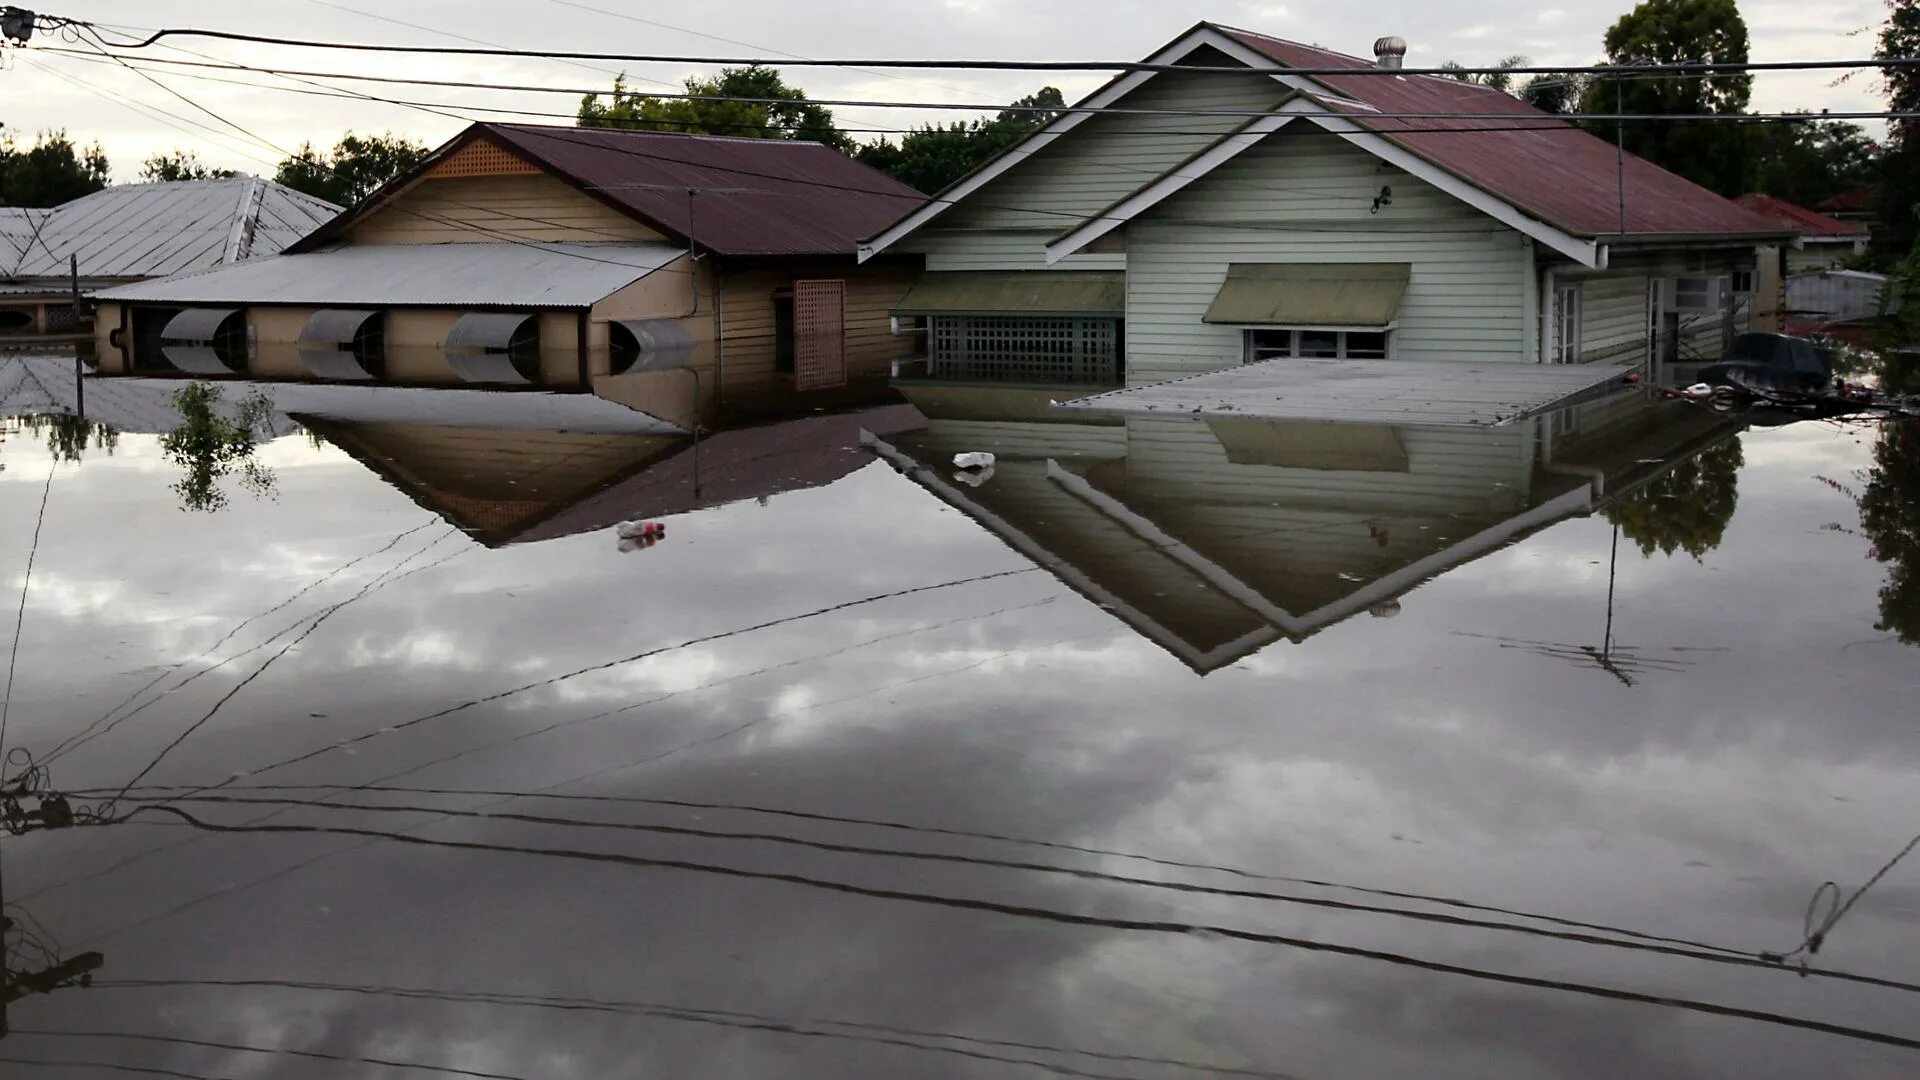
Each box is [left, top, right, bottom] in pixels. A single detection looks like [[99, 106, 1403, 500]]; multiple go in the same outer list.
[[772, 290, 795, 375], [1553, 284, 1582, 364], [1244, 328, 1393, 362], [928, 316, 1122, 384], [1730, 269, 1756, 295]]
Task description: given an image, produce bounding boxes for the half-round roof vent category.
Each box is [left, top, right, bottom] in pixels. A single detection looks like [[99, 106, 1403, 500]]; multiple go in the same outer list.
[[1373, 36, 1408, 69]]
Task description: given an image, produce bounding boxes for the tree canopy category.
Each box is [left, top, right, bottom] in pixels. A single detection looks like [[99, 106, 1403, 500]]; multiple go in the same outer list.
[[1750, 117, 1880, 208], [0, 130, 109, 208], [1876, 1, 1920, 260], [140, 150, 236, 184], [1581, 0, 1755, 196], [579, 67, 853, 152], [273, 132, 430, 208], [854, 88, 1065, 194]]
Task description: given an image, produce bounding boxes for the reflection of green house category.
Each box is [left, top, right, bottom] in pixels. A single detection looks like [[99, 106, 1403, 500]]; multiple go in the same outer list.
[[874, 385, 1739, 672]]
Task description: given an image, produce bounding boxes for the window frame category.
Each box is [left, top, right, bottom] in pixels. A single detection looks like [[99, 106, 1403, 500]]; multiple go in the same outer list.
[[1552, 283, 1583, 364], [1240, 325, 1395, 362]]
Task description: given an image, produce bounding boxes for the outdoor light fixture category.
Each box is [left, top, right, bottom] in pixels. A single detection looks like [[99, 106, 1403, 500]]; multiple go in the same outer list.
[[0, 7, 35, 44]]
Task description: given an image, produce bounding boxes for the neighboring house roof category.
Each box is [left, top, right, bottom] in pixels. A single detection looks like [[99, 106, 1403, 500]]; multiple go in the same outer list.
[[1816, 186, 1878, 215], [95, 242, 684, 307], [2, 179, 340, 283], [294, 123, 926, 259], [864, 22, 1783, 264], [1734, 194, 1870, 240]]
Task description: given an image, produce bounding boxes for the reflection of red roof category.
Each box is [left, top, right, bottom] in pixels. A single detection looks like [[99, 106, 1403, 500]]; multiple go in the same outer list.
[[1214, 26, 1787, 240], [1734, 194, 1868, 238]]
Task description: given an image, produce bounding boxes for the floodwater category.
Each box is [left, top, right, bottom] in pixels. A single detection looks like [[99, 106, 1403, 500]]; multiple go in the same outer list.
[[0, 354, 1917, 1079]]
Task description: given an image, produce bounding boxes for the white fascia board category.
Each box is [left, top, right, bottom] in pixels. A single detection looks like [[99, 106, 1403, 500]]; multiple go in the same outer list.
[[1045, 111, 1304, 265], [858, 27, 1286, 264]]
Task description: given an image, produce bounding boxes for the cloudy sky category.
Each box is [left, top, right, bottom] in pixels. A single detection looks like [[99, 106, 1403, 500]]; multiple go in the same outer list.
[[0, 0, 1896, 179]]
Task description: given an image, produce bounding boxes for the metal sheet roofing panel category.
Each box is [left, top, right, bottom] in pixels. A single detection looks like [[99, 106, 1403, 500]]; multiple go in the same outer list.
[[474, 125, 926, 257], [1733, 194, 1869, 239], [1203, 263, 1409, 325], [95, 242, 682, 307], [896, 271, 1127, 315], [1214, 27, 1787, 240], [4, 179, 341, 282]]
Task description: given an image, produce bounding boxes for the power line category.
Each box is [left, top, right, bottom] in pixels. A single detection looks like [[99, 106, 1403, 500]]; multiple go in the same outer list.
[[55, 19, 1920, 79], [11, 1029, 539, 1080], [29, 47, 1916, 124], [0, 463, 55, 765]]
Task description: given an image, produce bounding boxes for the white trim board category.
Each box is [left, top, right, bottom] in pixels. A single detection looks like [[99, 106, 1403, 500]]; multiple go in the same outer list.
[[1045, 96, 1600, 267]]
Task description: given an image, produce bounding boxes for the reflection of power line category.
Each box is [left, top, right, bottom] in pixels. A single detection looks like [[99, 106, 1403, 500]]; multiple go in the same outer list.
[[39, 522, 439, 766], [64, 635, 1089, 948], [94, 788, 1920, 993], [11, 1028, 536, 1080], [93, 805, 1920, 1054], [85, 977, 1298, 1080], [0, 1057, 219, 1079], [1764, 829, 1920, 968]]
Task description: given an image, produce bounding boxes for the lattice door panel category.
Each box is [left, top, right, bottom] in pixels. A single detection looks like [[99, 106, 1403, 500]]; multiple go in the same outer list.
[[793, 279, 847, 392]]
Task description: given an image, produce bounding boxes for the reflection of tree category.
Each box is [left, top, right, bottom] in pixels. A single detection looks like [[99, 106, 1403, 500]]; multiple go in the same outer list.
[[1604, 438, 1744, 561], [18, 414, 118, 463], [1858, 421, 1920, 644], [161, 383, 277, 513]]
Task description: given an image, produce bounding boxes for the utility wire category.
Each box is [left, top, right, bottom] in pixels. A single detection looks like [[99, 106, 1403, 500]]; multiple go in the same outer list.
[[11, 1029, 539, 1080]]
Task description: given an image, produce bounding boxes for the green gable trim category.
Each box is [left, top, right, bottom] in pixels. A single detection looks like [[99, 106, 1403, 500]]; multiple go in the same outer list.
[[1203, 262, 1411, 326]]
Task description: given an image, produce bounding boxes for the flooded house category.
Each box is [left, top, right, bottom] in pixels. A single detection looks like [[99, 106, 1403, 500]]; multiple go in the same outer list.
[[1734, 194, 1872, 274], [89, 123, 927, 429], [1, 178, 337, 346], [862, 22, 1793, 392]]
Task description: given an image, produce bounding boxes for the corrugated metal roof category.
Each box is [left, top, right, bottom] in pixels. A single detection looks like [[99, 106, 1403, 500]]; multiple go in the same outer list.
[[1, 179, 340, 282], [1203, 263, 1409, 325], [94, 242, 682, 307], [299, 124, 926, 259], [895, 271, 1126, 315], [1733, 194, 1869, 239], [1214, 26, 1786, 240]]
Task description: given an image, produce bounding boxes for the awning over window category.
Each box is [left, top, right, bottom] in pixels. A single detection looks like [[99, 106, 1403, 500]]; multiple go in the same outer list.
[[160, 307, 246, 374], [895, 272, 1125, 317], [298, 308, 382, 381], [1203, 263, 1411, 327], [444, 312, 538, 384]]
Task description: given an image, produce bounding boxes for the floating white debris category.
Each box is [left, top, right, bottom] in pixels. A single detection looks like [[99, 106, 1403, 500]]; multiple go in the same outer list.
[[953, 452, 996, 470]]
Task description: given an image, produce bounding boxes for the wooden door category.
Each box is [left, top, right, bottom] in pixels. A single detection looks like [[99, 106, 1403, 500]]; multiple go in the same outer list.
[[793, 279, 847, 391]]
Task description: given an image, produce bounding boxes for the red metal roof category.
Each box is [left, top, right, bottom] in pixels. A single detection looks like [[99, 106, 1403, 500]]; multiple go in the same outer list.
[[1215, 26, 1787, 240], [480, 124, 925, 258], [1733, 194, 1868, 238], [1815, 186, 1878, 215]]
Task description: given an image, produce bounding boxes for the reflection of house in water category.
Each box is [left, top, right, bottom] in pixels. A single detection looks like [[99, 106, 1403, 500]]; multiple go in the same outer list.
[[871, 384, 1740, 672], [308, 401, 926, 548], [89, 123, 925, 427]]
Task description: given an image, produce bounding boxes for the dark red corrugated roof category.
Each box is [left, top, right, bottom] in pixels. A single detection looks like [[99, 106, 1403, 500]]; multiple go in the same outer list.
[[446, 124, 924, 258], [1815, 186, 1878, 214], [1733, 194, 1868, 238], [1215, 26, 1786, 240]]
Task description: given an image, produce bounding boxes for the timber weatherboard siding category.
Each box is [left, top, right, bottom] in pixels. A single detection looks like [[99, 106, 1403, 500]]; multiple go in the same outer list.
[[901, 65, 1293, 273], [350, 174, 666, 246], [1125, 131, 1532, 382]]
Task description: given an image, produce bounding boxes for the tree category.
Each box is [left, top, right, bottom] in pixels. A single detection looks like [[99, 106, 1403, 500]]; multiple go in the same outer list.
[[579, 67, 853, 152], [1604, 438, 1744, 560], [0, 130, 109, 208], [18, 414, 118, 463], [1442, 55, 1584, 115], [273, 132, 429, 208], [1851, 419, 1920, 643], [1442, 55, 1530, 93], [1751, 116, 1880, 206], [1581, 0, 1755, 196], [1876, 1, 1920, 260], [140, 150, 235, 183], [855, 87, 1065, 194]]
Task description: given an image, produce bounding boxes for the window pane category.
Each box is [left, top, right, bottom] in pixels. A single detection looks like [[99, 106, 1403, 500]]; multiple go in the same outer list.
[[1346, 331, 1388, 359], [1298, 330, 1339, 358], [1246, 329, 1292, 362]]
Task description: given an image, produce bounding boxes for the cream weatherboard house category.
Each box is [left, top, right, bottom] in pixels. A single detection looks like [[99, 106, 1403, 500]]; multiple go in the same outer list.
[[862, 22, 1792, 388]]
